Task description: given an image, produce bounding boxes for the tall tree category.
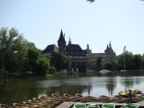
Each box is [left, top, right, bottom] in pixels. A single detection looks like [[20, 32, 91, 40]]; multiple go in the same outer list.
[[0, 28, 23, 79]]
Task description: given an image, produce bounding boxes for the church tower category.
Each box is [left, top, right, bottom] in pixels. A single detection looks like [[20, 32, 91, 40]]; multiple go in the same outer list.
[[57, 30, 66, 53]]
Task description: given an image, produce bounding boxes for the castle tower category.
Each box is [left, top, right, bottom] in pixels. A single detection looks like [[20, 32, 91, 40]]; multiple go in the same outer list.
[[57, 29, 66, 52], [86, 44, 92, 54], [68, 37, 72, 45]]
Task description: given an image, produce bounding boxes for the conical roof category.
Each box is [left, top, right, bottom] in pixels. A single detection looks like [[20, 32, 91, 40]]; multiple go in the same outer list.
[[58, 29, 66, 42]]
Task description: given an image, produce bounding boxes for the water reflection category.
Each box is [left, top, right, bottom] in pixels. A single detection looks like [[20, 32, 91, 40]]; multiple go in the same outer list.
[[1, 70, 144, 104], [105, 78, 116, 96]]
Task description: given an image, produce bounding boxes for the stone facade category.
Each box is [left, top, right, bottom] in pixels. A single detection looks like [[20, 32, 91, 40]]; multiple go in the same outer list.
[[87, 42, 116, 64]]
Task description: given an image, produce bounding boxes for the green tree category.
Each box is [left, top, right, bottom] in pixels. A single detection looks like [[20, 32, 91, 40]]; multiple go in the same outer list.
[[132, 54, 142, 69], [50, 52, 69, 71], [95, 57, 102, 71], [35, 57, 50, 75], [49, 66, 56, 74], [104, 62, 113, 70], [26, 48, 50, 75], [0, 27, 24, 78], [117, 51, 133, 70], [141, 54, 144, 68]]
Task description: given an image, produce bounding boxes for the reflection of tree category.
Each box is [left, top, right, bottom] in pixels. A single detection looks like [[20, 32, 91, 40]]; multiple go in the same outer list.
[[105, 79, 116, 96], [87, 83, 92, 95], [0, 80, 40, 104], [0, 80, 12, 104]]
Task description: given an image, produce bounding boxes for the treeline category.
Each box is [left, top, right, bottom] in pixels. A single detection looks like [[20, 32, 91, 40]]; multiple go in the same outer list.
[[0, 28, 69, 79], [95, 52, 144, 71]]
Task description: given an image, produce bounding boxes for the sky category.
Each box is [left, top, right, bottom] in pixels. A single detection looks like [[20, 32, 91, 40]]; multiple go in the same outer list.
[[0, 0, 144, 55]]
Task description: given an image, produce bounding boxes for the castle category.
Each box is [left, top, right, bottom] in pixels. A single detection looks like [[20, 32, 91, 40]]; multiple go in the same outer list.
[[43, 30, 116, 72]]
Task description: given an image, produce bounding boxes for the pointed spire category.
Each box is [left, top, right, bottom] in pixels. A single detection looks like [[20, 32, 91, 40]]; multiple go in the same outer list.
[[68, 37, 71, 45], [109, 41, 111, 47], [87, 44, 89, 50], [58, 29, 66, 43], [107, 44, 109, 49]]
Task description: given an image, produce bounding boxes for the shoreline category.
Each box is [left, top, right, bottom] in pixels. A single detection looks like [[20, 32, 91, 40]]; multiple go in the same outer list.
[[1, 93, 144, 108]]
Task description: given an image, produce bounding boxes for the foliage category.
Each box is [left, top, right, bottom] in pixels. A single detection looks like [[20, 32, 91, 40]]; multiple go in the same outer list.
[[95, 51, 143, 71], [0, 27, 25, 78], [26, 48, 50, 75], [49, 66, 56, 74], [50, 52, 69, 71], [35, 57, 50, 75], [132, 54, 142, 69], [0, 27, 50, 79], [95, 57, 102, 71]]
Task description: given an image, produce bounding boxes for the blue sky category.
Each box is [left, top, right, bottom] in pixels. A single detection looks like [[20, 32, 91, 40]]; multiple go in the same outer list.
[[0, 0, 144, 55]]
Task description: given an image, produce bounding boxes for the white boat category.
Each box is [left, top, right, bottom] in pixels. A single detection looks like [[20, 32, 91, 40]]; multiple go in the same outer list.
[[120, 70, 127, 72], [99, 69, 111, 74]]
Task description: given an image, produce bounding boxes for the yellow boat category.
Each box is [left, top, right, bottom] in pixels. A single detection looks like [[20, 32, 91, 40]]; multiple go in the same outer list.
[[119, 89, 141, 97]]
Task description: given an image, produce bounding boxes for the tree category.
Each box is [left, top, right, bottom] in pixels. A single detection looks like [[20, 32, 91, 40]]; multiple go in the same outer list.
[[104, 62, 113, 70], [49, 66, 56, 74], [35, 57, 50, 75], [0, 27, 24, 79], [50, 52, 69, 71], [116, 51, 133, 70], [25, 48, 50, 75], [95, 57, 102, 71], [132, 54, 142, 69]]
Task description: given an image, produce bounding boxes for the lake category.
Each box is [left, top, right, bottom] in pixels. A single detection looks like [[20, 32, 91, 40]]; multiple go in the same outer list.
[[1, 70, 144, 104]]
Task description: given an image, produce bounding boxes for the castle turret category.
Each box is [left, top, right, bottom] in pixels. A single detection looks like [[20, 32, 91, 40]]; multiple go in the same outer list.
[[68, 37, 72, 45], [105, 41, 114, 54], [58, 30, 66, 52], [86, 44, 92, 54]]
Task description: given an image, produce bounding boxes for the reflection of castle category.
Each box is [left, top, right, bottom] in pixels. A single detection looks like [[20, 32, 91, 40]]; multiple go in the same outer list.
[[43, 30, 116, 72]]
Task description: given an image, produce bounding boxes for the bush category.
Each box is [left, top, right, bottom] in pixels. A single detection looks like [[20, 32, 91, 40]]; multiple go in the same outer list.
[[49, 66, 56, 74]]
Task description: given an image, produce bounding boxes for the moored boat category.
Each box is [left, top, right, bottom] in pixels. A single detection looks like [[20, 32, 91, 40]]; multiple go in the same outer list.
[[120, 103, 139, 108], [87, 104, 100, 108], [73, 102, 86, 108], [99, 69, 111, 74], [119, 89, 141, 97], [102, 103, 115, 108]]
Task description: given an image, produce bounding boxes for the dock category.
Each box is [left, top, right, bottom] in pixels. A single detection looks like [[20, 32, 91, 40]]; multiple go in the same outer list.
[[56, 101, 144, 108]]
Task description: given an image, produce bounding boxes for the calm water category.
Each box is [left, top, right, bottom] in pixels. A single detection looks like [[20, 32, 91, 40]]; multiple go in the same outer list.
[[1, 70, 144, 104]]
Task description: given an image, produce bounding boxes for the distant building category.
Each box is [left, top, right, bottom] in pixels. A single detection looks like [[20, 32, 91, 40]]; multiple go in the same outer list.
[[87, 42, 116, 64], [42, 44, 58, 53], [43, 30, 87, 72], [43, 30, 116, 72]]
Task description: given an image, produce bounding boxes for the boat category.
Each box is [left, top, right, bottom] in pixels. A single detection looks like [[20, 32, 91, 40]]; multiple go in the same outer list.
[[87, 104, 100, 108], [102, 103, 115, 108], [120, 70, 127, 72], [119, 89, 141, 97], [72, 102, 86, 108], [121, 103, 139, 108], [99, 69, 111, 74]]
